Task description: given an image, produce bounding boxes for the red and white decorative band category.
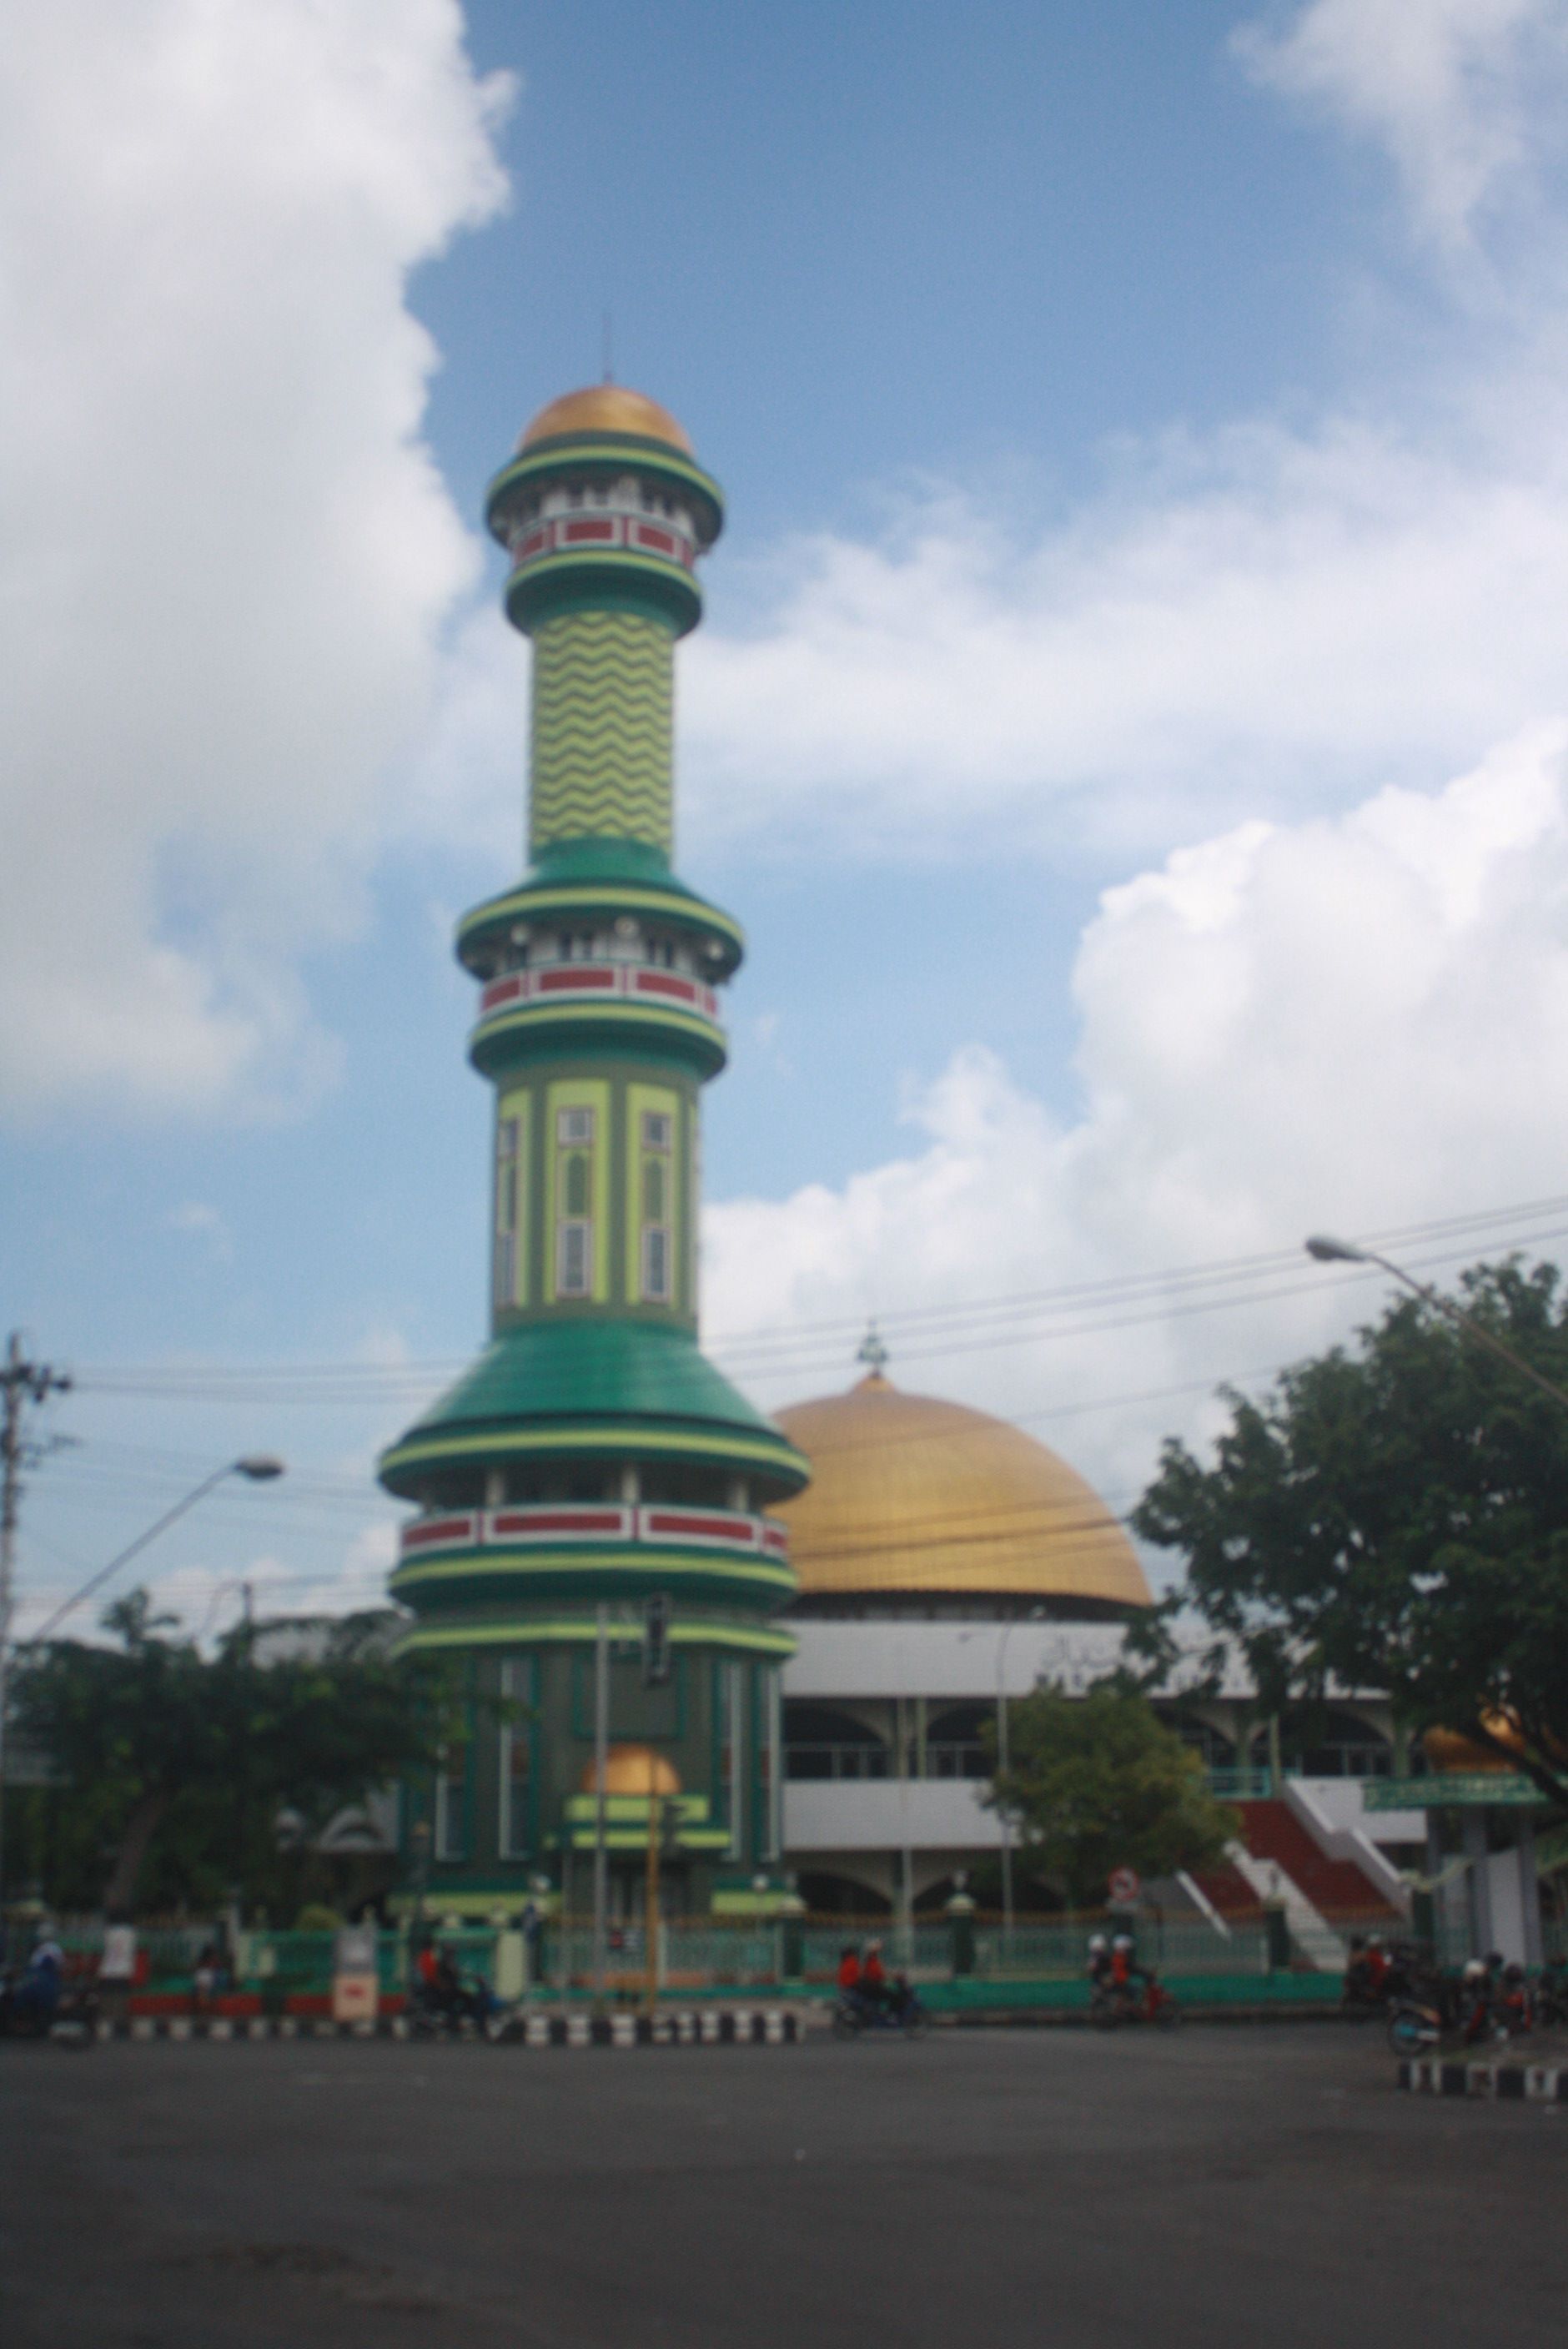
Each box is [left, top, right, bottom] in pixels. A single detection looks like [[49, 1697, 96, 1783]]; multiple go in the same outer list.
[[479, 963, 721, 1022], [507, 514, 696, 573], [398, 1502, 791, 1562]]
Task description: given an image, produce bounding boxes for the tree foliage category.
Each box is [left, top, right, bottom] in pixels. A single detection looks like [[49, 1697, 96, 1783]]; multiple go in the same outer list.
[[990, 1683, 1238, 1909], [1130, 1258, 1568, 1808], [9, 1591, 456, 1914]]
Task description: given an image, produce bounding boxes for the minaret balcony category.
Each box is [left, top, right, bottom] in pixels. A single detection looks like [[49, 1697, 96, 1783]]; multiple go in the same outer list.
[[397, 1500, 790, 1563], [505, 511, 697, 575], [389, 1499, 795, 1612], [470, 958, 726, 1073]]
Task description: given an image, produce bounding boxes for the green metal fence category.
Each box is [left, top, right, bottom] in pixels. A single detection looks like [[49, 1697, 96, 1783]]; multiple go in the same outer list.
[[968, 1920, 1272, 1979]]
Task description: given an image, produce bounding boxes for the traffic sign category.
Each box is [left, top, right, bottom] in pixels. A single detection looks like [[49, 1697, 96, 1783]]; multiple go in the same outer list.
[[1107, 1866, 1141, 1905]]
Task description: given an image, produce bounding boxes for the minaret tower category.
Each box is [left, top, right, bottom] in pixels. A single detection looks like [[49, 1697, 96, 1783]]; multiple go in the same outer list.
[[379, 386, 807, 1914]]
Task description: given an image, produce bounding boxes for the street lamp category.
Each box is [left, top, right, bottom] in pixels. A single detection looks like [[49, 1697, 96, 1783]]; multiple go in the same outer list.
[[25, 1455, 285, 1643], [0, 1454, 283, 1914], [1304, 1236, 1568, 1419]]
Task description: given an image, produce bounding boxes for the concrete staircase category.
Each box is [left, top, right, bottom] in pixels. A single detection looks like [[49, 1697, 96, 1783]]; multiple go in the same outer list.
[[1227, 1797, 1403, 1969]]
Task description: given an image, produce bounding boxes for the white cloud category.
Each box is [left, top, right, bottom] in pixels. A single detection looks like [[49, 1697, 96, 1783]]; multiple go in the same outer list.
[[670, 382, 1568, 868], [1234, 0, 1568, 247], [704, 727, 1568, 1507], [0, 1, 510, 1118]]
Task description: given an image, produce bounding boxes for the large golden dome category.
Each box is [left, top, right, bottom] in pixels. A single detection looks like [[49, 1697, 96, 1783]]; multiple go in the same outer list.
[[520, 385, 692, 454], [775, 1372, 1151, 1611]]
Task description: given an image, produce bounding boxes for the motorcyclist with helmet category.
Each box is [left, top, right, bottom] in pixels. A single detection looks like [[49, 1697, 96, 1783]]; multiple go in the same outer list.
[[1460, 1957, 1496, 2044], [1497, 1960, 1533, 2035], [1109, 1932, 1153, 2017], [0, 1925, 66, 2034]]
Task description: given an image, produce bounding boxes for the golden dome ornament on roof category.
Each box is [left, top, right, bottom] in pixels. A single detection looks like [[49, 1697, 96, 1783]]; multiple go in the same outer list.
[[580, 1745, 684, 1798], [774, 1346, 1152, 1615], [520, 385, 694, 454]]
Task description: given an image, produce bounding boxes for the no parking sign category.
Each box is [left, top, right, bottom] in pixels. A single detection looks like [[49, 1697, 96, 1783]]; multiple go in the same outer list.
[[1107, 1867, 1141, 1907]]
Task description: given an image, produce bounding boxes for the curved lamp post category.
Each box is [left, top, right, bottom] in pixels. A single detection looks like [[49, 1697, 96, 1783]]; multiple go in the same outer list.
[[25, 1455, 286, 1644], [1304, 1235, 1568, 1420], [0, 1454, 284, 1914]]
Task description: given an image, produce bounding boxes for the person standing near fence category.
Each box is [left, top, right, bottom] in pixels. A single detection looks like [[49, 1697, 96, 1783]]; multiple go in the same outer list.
[[98, 1917, 136, 2024]]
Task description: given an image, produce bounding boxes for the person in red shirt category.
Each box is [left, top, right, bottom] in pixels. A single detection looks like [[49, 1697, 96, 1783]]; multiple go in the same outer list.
[[836, 1946, 862, 2003]]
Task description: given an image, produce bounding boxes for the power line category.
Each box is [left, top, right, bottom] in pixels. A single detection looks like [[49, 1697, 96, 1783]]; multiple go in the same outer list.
[[59, 1189, 1568, 1403]]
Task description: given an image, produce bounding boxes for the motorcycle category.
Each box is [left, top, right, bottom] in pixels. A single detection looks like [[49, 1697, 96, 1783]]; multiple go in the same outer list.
[[409, 1969, 510, 2040], [0, 1969, 99, 2046], [832, 1984, 930, 2040], [1532, 1963, 1568, 2030], [1341, 1944, 1420, 2020], [1386, 1999, 1445, 2057], [1089, 1974, 1181, 2031]]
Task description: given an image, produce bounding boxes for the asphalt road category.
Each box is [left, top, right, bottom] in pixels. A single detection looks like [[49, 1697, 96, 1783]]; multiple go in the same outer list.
[[3, 2022, 1563, 2348]]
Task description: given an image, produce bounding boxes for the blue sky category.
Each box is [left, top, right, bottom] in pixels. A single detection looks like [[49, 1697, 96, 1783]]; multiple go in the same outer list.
[[6, 0, 1568, 1634]]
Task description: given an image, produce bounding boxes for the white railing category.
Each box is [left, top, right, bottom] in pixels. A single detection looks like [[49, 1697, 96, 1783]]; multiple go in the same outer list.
[[399, 1501, 789, 1564], [478, 962, 720, 1023]]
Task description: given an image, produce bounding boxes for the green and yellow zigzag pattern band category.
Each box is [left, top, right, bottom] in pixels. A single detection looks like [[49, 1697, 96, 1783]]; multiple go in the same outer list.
[[529, 610, 674, 858]]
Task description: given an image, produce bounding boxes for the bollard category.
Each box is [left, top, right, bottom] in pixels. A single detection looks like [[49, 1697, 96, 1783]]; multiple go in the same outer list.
[[1263, 1899, 1292, 1973]]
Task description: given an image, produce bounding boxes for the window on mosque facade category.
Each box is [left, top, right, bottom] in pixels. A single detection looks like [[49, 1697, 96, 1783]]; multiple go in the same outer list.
[[556, 1105, 595, 1296], [639, 1112, 673, 1301], [494, 1115, 520, 1308]]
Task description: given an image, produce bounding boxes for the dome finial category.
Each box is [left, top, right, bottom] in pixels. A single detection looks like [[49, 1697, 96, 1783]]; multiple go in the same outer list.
[[856, 1319, 889, 1381]]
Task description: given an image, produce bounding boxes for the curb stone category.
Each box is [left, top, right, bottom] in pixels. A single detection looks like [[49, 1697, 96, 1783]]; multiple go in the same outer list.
[[1397, 2057, 1568, 2100], [92, 2008, 799, 2047]]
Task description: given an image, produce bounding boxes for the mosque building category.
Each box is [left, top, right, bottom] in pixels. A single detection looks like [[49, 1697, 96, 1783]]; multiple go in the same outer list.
[[379, 381, 1528, 1961], [774, 1335, 1153, 1915]]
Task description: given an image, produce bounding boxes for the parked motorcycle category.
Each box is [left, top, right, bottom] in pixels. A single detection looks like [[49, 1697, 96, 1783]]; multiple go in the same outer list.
[[1386, 1999, 1445, 2056], [1532, 1961, 1568, 2030]]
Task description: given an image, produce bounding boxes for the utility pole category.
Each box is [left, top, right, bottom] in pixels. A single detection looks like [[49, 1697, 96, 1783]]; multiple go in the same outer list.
[[591, 1602, 610, 2012], [0, 1333, 73, 1923]]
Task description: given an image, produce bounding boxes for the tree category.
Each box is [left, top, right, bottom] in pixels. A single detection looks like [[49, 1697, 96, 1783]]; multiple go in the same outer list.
[[989, 1683, 1238, 1909], [1130, 1258, 1568, 1809], [9, 1591, 456, 1914]]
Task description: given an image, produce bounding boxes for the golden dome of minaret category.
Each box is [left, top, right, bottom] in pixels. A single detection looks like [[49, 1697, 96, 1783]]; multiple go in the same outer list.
[[774, 1332, 1152, 1613], [520, 385, 694, 454]]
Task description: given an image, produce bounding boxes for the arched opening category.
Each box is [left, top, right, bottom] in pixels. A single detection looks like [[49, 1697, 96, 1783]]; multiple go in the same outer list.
[[1156, 1710, 1236, 1768], [795, 1869, 891, 1916], [782, 1703, 889, 1781], [1250, 1708, 1392, 1778]]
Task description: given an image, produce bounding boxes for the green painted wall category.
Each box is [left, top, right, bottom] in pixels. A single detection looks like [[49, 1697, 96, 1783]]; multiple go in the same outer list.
[[492, 1060, 699, 1330], [529, 609, 675, 860], [407, 1645, 780, 1894]]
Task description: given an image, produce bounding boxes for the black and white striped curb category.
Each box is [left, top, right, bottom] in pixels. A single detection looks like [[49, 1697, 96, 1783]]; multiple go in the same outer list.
[[93, 2007, 800, 2047], [1398, 2058, 1568, 2100]]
